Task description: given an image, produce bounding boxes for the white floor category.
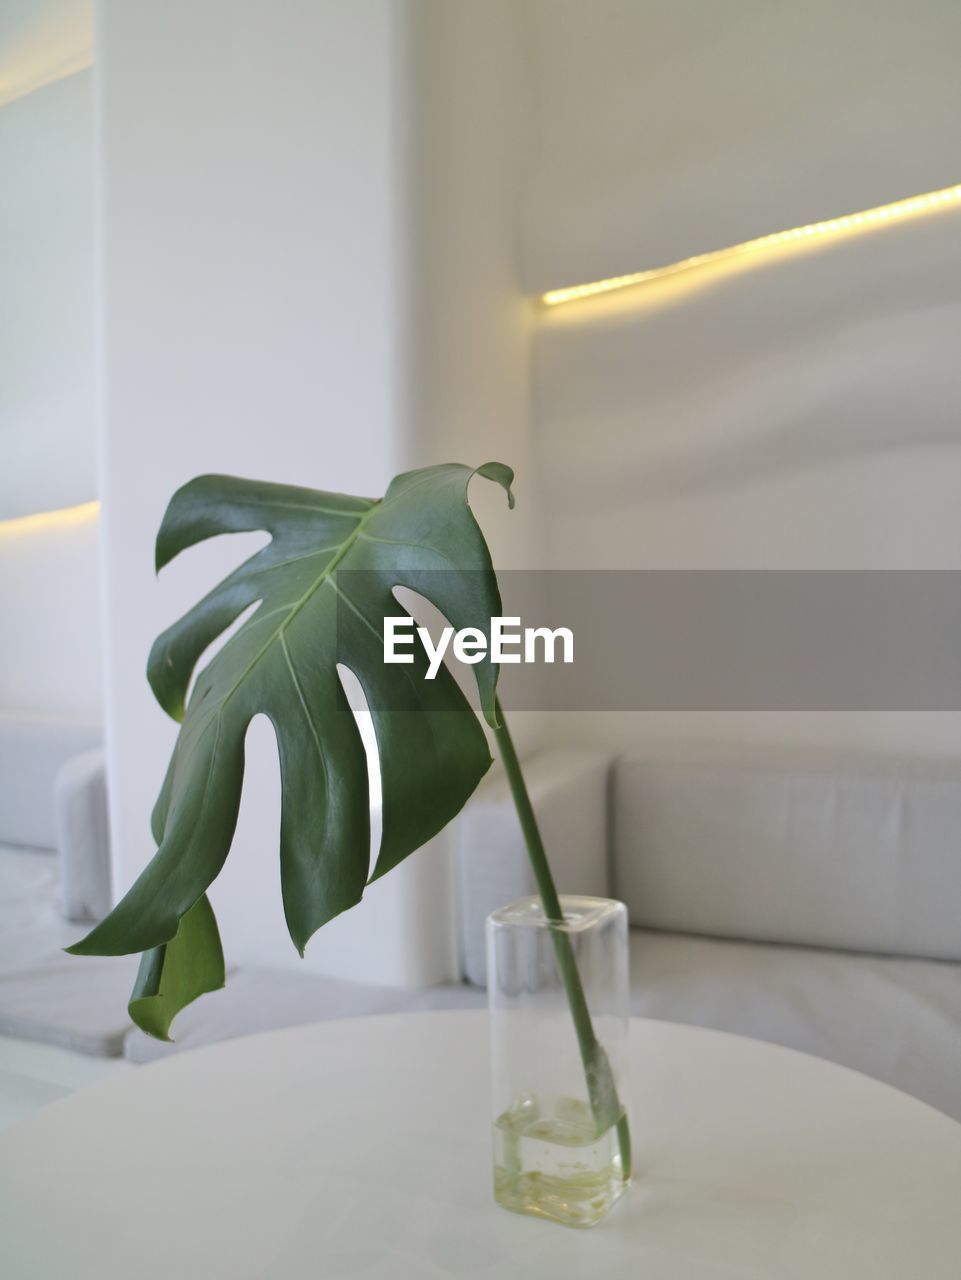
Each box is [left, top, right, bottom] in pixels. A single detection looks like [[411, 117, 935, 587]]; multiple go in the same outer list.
[[0, 1034, 131, 1132]]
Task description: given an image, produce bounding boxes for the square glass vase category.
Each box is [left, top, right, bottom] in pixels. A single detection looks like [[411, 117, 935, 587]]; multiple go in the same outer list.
[[486, 895, 631, 1228]]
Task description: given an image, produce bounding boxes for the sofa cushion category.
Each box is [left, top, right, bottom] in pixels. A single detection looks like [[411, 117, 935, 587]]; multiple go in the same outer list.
[[0, 844, 137, 1056], [124, 968, 486, 1063], [614, 753, 961, 962], [630, 928, 961, 1121]]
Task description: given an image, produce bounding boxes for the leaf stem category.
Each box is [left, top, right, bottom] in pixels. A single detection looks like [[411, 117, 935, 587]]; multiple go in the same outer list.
[[491, 697, 632, 1180]]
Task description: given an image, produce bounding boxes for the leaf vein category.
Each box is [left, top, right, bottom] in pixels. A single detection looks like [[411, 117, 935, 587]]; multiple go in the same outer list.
[[278, 632, 331, 798]]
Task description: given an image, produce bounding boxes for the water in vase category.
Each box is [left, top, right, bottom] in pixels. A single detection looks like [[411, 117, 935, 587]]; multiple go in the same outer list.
[[493, 1093, 628, 1228]]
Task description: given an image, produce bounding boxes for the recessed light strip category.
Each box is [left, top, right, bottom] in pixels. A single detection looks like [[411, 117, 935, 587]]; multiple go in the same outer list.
[[0, 500, 100, 538], [540, 182, 961, 307], [0, 53, 93, 111]]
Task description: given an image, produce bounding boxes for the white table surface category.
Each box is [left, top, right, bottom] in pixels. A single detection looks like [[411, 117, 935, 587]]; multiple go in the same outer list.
[[1, 1011, 959, 1279]]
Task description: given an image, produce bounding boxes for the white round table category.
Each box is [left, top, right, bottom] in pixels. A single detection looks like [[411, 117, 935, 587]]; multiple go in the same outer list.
[[1, 1012, 959, 1278]]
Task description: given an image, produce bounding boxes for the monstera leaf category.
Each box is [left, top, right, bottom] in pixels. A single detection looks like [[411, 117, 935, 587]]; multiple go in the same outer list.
[[69, 462, 514, 1038]]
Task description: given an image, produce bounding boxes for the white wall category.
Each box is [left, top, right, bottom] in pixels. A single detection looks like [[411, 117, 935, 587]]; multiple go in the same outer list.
[[0, 69, 95, 519], [535, 211, 961, 572], [390, 0, 546, 975], [98, 0, 961, 986], [0, 0, 92, 107], [403, 0, 544, 767], [0, 57, 100, 725], [97, 0, 535, 984], [0, 506, 102, 720], [97, 0, 419, 980], [525, 0, 961, 762], [404, 0, 540, 573], [521, 0, 961, 291]]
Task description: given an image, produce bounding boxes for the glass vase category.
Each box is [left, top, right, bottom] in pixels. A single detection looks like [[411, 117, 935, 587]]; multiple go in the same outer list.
[[486, 895, 631, 1228]]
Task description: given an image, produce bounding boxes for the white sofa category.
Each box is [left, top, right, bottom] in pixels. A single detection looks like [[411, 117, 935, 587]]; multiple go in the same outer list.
[[5, 718, 959, 1123], [0, 714, 138, 1056], [129, 745, 961, 1123], [458, 747, 961, 1121]]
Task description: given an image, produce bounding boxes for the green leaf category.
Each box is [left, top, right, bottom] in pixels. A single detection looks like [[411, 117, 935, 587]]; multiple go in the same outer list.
[[68, 462, 514, 1038], [128, 895, 225, 1041]]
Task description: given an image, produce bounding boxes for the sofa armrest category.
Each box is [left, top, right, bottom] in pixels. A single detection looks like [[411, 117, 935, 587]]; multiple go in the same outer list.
[[454, 747, 612, 987], [54, 749, 112, 923]]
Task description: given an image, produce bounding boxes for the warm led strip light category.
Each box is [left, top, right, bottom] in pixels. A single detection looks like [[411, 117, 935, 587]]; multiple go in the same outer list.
[[0, 500, 100, 537], [0, 52, 93, 110], [541, 183, 961, 307]]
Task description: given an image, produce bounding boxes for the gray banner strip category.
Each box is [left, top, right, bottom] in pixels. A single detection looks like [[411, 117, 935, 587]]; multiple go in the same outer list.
[[340, 570, 961, 711]]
